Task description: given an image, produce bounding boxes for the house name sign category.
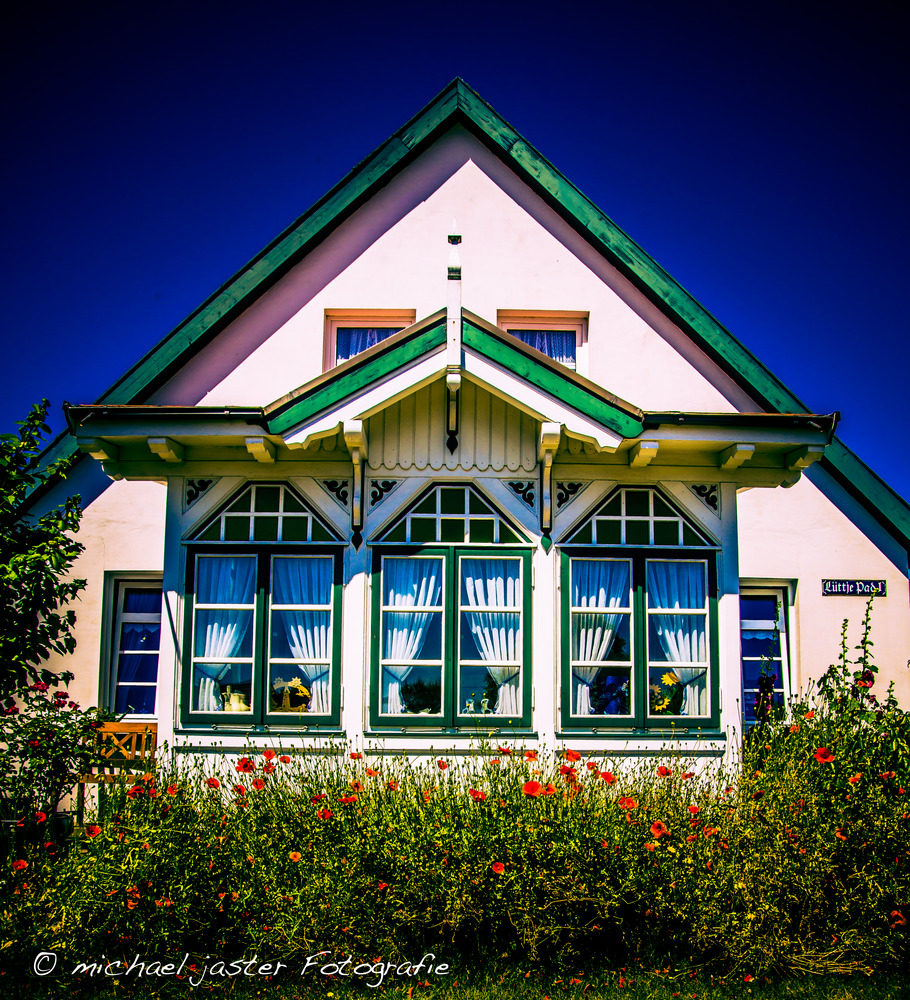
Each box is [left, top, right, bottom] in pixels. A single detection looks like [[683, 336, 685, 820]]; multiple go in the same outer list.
[[821, 579, 887, 597]]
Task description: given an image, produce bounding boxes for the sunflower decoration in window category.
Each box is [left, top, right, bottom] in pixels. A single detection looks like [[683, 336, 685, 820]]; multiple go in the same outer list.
[[185, 483, 342, 726], [371, 484, 532, 730], [560, 487, 718, 730]]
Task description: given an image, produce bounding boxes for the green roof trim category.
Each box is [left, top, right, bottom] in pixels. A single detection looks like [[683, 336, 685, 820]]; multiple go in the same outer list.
[[265, 319, 447, 435], [40, 78, 909, 551], [461, 314, 644, 439]]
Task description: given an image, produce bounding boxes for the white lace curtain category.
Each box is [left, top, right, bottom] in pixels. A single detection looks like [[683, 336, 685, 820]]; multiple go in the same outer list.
[[273, 557, 333, 714], [382, 558, 442, 714], [335, 327, 399, 362], [647, 561, 708, 716], [571, 559, 629, 715], [509, 329, 576, 366], [461, 558, 520, 716], [195, 556, 256, 712]]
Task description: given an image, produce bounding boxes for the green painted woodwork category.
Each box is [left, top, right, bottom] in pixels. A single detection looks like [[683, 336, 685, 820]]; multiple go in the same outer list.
[[39, 78, 909, 553], [368, 545, 532, 732], [180, 545, 343, 729], [265, 322, 446, 435], [463, 317, 644, 439], [559, 548, 720, 733]]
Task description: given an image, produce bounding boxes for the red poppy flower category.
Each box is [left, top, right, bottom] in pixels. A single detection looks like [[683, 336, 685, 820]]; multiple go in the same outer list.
[[656, 765, 672, 777], [279, 755, 291, 764], [263, 763, 275, 774], [524, 750, 538, 761], [339, 795, 358, 804], [85, 825, 102, 838], [310, 793, 326, 803], [601, 839, 610, 849], [377, 881, 389, 891], [600, 771, 617, 784], [365, 768, 379, 777], [650, 820, 669, 838], [789, 724, 801, 734], [350, 780, 363, 792], [387, 780, 399, 791], [11, 860, 27, 871], [544, 783, 557, 795], [437, 760, 448, 770], [752, 789, 765, 800], [523, 780, 543, 797], [233, 784, 246, 796], [586, 761, 599, 771], [890, 910, 906, 928], [564, 749, 581, 762], [251, 778, 265, 791], [688, 805, 700, 815], [744, 974, 754, 982], [559, 764, 577, 776], [317, 808, 333, 820], [469, 788, 486, 802], [166, 784, 178, 796], [804, 710, 815, 720], [686, 834, 697, 843], [288, 851, 302, 862], [814, 747, 835, 763], [489, 758, 501, 766], [126, 786, 143, 799], [263, 749, 276, 761], [350, 752, 363, 760], [835, 827, 847, 841], [848, 773, 862, 784], [491, 862, 505, 874], [703, 826, 718, 838], [205, 777, 220, 789], [681, 771, 695, 780], [644, 842, 656, 851], [235, 757, 255, 774], [881, 771, 896, 780], [155, 898, 173, 908], [618, 796, 638, 810], [497, 746, 513, 755], [422, 790, 432, 803]]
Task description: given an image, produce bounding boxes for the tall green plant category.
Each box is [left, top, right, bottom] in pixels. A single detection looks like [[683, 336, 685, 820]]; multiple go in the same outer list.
[[0, 400, 85, 698]]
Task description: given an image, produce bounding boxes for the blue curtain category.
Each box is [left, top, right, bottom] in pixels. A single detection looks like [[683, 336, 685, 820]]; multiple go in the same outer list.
[[508, 329, 576, 366], [335, 327, 401, 363]]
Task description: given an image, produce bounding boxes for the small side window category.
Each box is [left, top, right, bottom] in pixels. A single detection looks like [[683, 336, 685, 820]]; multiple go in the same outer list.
[[497, 310, 588, 371], [740, 588, 790, 728], [109, 579, 162, 717]]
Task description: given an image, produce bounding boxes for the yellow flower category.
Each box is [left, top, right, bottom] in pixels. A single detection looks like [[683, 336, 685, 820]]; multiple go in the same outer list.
[[661, 671, 678, 686]]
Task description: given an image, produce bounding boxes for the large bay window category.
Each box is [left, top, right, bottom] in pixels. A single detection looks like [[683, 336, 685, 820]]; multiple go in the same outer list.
[[560, 488, 718, 730], [182, 484, 342, 727], [371, 485, 531, 730]]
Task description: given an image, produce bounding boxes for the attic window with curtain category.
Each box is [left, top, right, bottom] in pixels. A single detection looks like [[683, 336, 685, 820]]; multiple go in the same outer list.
[[324, 309, 416, 369], [497, 310, 588, 371], [183, 483, 342, 728], [559, 487, 717, 731], [371, 484, 531, 731]]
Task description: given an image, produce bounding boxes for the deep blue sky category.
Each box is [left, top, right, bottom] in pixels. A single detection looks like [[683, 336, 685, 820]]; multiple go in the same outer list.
[[2, 2, 907, 502]]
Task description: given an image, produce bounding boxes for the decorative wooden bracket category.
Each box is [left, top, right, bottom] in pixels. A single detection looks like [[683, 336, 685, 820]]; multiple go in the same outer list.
[[629, 440, 658, 468], [148, 437, 184, 464], [786, 445, 825, 471], [538, 422, 562, 536], [245, 437, 277, 464], [79, 438, 122, 480], [343, 420, 367, 547], [719, 443, 755, 470]]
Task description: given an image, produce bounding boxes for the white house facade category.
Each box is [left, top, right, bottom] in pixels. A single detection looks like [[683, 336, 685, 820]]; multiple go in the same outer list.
[[36, 81, 910, 761]]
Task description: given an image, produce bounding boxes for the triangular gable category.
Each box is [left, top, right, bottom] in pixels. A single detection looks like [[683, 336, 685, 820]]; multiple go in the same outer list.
[[264, 308, 644, 451], [41, 79, 910, 551]]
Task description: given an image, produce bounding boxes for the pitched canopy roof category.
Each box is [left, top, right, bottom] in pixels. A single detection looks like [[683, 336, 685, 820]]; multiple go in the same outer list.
[[48, 79, 910, 550]]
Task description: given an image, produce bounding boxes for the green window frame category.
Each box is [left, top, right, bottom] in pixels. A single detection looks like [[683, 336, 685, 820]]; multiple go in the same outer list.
[[370, 485, 532, 731], [560, 488, 719, 732], [181, 484, 343, 729]]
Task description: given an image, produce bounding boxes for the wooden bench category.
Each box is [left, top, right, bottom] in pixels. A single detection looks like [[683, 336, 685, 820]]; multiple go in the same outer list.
[[75, 722, 157, 823]]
